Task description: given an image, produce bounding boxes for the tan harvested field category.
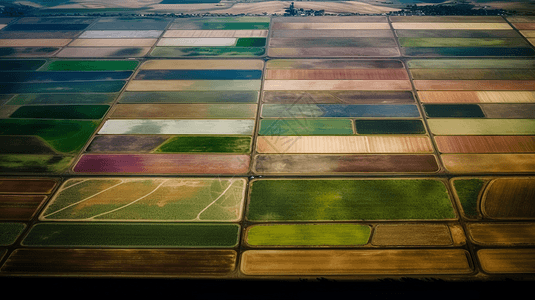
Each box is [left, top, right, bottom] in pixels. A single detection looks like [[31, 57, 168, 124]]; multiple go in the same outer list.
[[417, 91, 535, 103], [392, 23, 512, 30], [414, 80, 535, 91], [512, 23, 535, 30], [0, 39, 72, 47], [468, 223, 535, 245], [256, 136, 434, 154], [441, 154, 535, 173], [0, 24, 5, 30], [149, 4, 227, 12], [529, 38, 535, 46], [272, 23, 390, 30], [68, 39, 157, 47], [163, 30, 268, 38], [482, 178, 535, 219], [268, 47, 400, 57], [507, 16, 535, 23], [264, 80, 412, 91], [521, 31, 535, 37], [478, 249, 535, 273], [390, 16, 506, 23], [240, 249, 472, 275], [272, 30, 393, 38], [140, 59, 264, 70], [265, 69, 409, 80], [56, 47, 151, 57], [372, 224, 453, 246], [276, 16, 387, 23], [435, 136, 535, 153]]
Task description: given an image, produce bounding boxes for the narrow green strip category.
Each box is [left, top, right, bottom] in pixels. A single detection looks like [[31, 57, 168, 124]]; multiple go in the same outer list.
[[0, 155, 73, 173], [154, 136, 251, 153], [43, 60, 139, 71], [259, 119, 354, 135], [23, 223, 239, 248], [247, 224, 371, 246]]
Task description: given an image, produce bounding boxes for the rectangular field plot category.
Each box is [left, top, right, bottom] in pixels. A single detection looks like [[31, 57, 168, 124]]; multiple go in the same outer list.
[[0, 178, 57, 221], [40, 178, 246, 221], [241, 249, 472, 275], [269, 17, 398, 57], [392, 17, 534, 57], [1, 249, 237, 276], [87, 17, 171, 31], [246, 179, 455, 221], [56, 47, 151, 58], [153, 18, 268, 57], [23, 224, 240, 248]]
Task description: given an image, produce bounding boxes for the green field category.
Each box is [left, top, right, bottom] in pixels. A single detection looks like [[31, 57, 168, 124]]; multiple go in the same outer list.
[[7, 94, 117, 105], [247, 180, 456, 221], [259, 119, 354, 135], [42, 60, 140, 71], [452, 179, 486, 219], [10, 105, 109, 120], [0, 155, 74, 173], [0, 223, 26, 246], [0, 119, 100, 153], [246, 224, 371, 246], [155, 136, 251, 153]]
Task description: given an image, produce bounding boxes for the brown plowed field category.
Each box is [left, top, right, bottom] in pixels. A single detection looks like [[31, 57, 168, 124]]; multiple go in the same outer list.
[[265, 69, 409, 80]]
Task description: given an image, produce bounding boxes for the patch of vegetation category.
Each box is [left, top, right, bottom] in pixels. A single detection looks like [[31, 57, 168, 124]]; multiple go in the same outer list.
[[452, 179, 485, 219]]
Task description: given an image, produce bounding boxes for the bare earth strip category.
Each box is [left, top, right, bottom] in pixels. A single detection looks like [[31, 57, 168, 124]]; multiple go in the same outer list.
[[478, 249, 535, 273], [157, 38, 237, 47], [272, 23, 390, 30], [435, 136, 535, 153], [69, 39, 157, 47], [256, 136, 434, 154], [0, 39, 72, 47], [164, 30, 268, 38], [265, 69, 409, 80], [392, 23, 512, 30], [140, 59, 264, 70], [272, 30, 393, 38], [390, 16, 506, 23], [263, 80, 412, 91], [414, 80, 535, 91], [268, 47, 400, 57], [468, 223, 535, 245], [240, 249, 472, 275], [441, 154, 535, 173]]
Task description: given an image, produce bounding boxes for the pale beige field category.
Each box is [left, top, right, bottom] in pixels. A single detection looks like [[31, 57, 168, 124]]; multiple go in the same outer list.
[[272, 23, 390, 30], [140, 59, 264, 70], [264, 80, 412, 90], [417, 91, 535, 103], [69, 39, 157, 47], [257, 136, 434, 154], [392, 23, 512, 30], [0, 39, 72, 47], [521, 31, 535, 38], [164, 30, 268, 38]]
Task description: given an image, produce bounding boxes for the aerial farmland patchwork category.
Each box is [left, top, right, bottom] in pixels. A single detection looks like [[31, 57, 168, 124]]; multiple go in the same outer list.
[[0, 15, 534, 283]]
